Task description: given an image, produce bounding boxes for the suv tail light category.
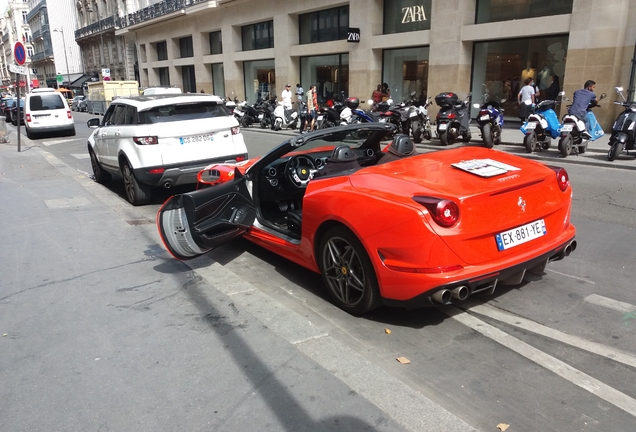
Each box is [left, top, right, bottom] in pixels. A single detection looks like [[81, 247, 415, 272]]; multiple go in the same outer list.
[[26, 114, 31, 122], [133, 136, 159, 145], [413, 196, 460, 227], [548, 166, 569, 192], [231, 126, 240, 135], [67, 110, 72, 119]]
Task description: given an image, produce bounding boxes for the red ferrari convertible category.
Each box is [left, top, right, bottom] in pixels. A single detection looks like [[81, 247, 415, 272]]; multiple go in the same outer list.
[[157, 123, 576, 314]]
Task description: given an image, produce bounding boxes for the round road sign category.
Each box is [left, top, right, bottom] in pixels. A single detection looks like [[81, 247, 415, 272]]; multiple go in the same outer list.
[[14, 42, 26, 66]]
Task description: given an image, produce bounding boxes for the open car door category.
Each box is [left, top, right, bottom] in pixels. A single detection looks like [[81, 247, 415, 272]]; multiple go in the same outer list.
[[157, 171, 256, 260]]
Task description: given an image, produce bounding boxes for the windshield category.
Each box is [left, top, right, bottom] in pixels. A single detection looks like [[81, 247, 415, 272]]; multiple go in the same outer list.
[[138, 102, 230, 124], [292, 128, 381, 155], [30, 94, 65, 111]]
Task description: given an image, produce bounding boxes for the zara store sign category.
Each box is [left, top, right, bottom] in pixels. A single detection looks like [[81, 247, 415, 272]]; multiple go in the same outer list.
[[401, 5, 427, 24], [347, 28, 361, 43]]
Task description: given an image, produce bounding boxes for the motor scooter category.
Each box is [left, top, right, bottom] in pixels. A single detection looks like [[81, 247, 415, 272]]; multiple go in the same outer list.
[[607, 86, 636, 161], [520, 92, 564, 153], [234, 101, 259, 128], [411, 97, 433, 143], [473, 97, 506, 148], [272, 102, 299, 131], [435, 92, 471, 146], [558, 92, 606, 157]]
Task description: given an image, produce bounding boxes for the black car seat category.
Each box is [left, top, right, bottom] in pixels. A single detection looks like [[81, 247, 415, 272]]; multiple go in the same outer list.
[[378, 134, 417, 164], [320, 144, 361, 177]]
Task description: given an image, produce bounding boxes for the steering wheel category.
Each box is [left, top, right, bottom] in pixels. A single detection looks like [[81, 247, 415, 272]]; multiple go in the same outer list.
[[286, 155, 316, 188]]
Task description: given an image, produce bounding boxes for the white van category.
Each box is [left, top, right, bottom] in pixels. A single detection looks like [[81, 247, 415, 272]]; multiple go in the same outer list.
[[24, 88, 75, 139]]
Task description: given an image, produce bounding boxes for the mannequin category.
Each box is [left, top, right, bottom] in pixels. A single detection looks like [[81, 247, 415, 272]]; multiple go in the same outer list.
[[521, 61, 535, 83]]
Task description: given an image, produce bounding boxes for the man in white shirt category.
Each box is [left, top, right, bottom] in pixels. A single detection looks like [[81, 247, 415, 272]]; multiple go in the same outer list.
[[281, 84, 293, 109], [295, 84, 304, 104]]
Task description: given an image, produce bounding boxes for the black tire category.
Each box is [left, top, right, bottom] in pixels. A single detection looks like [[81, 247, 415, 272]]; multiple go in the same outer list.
[[26, 127, 35, 139], [318, 226, 382, 315], [439, 131, 449, 146], [608, 141, 623, 161], [523, 131, 537, 153], [423, 126, 432, 141], [462, 131, 472, 142], [68, 127, 76, 137], [541, 141, 551, 150], [122, 162, 151, 206], [413, 127, 422, 143], [482, 123, 494, 148], [89, 147, 112, 184], [260, 120, 268, 129], [558, 134, 572, 157], [578, 144, 586, 154]]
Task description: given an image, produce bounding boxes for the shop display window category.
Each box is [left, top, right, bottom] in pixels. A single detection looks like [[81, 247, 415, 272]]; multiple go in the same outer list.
[[470, 35, 569, 120], [476, 0, 573, 24], [382, 47, 429, 104], [383, 0, 431, 34], [244, 59, 275, 103], [300, 54, 349, 105]]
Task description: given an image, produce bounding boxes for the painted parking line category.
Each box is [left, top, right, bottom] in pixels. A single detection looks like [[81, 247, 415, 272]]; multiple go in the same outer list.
[[585, 294, 635, 314], [41, 139, 76, 146], [71, 153, 90, 159], [446, 306, 636, 418]]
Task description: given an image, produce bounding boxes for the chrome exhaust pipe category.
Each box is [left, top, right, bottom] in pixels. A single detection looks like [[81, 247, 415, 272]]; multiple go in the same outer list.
[[564, 240, 577, 257], [432, 289, 451, 304], [451, 286, 469, 301], [164, 181, 172, 189]]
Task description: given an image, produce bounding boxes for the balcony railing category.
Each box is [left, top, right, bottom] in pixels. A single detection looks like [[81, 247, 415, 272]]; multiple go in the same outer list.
[[75, 15, 115, 40], [116, 0, 208, 29], [26, 0, 46, 23], [31, 48, 53, 62]]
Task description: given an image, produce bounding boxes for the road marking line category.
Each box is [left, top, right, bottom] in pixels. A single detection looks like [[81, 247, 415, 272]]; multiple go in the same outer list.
[[41, 139, 75, 146], [447, 306, 636, 418], [585, 294, 635, 313], [71, 153, 90, 159], [546, 268, 596, 284], [462, 300, 636, 369]]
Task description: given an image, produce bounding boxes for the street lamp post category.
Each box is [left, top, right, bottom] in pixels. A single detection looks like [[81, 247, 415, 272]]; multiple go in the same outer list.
[[53, 28, 71, 88]]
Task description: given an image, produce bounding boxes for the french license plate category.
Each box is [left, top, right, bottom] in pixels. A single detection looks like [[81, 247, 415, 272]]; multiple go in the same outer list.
[[317, 115, 323, 121], [560, 124, 573, 132], [410, 111, 418, 117], [525, 122, 537, 130], [438, 123, 448, 130], [480, 115, 490, 121], [495, 219, 546, 251], [379, 118, 387, 123], [34, 114, 50, 118], [258, 113, 264, 119], [179, 134, 213, 145]]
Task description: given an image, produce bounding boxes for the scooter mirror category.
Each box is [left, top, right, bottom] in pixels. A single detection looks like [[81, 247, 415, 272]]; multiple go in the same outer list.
[[500, 99, 507, 103], [410, 91, 416, 97], [367, 99, 374, 105], [387, 99, 393, 105], [558, 91, 565, 96], [615, 86, 623, 93], [599, 93, 607, 100], [472, 103, 480, 108]]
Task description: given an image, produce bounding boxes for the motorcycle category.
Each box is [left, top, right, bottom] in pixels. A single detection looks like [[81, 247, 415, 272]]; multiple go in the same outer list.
[[435, 92, 471, 146], [473, 98, 505, 148], [256, 99, 276, 129], [272, 102, 299, 131], [520, 92, 564, 153], [410, 97, 433, 143], [234, 101, 259, 128], [558, 92, 607, 157], [317, 102, 346, 129], [607, 86, 636, 161]]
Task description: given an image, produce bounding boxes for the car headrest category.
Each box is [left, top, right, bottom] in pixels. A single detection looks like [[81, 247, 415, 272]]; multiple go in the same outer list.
[[328, 144, 358, 162], [388, 134, 416, 157]]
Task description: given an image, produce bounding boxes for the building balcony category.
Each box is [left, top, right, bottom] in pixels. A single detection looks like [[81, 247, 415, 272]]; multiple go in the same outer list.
[[75, 15, 115, 40], [31, 48, 54, 63], [116, 0, 208, 29], [26, 0, 46, 23]]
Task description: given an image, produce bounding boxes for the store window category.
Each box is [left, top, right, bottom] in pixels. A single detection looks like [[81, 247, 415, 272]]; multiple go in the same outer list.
[[158, 67, 169, 86], [212, 63, 225, 97], [244, 59, 275, 103], [299, 6, 349, 44], [242, 21, 274, 51], [179, 36, 193, 58], [383, 0, 431, 34], [300, 54, 349, 104], [209, 31, 222, 55], [182, 65, 196, 93], [382, 47, 429, 103], [476, 0, 573, 24], [470, 35, 569, 119], [156, 41, 168, 61]]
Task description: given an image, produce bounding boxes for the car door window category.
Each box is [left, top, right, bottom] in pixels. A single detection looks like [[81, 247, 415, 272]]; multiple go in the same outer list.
[[124, 106, 137, 125], [102, 105, 117, 126], [111, 105, 127, 126]]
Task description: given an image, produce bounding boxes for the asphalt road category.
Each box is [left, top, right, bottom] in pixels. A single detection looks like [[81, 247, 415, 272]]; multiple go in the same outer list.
[[2, 112, 636, 431]]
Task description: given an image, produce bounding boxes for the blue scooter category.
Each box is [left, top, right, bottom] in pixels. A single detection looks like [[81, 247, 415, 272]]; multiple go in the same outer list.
[[473, 99, 505, 148], [520, 92, 564, 153]]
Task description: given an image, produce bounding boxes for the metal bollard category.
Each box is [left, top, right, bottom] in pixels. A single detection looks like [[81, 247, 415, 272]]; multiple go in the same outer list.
[[0, 116, 8, 143]]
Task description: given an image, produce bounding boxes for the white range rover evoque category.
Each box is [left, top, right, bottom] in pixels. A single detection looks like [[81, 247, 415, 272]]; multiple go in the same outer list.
[[87, 93, 248, 205]]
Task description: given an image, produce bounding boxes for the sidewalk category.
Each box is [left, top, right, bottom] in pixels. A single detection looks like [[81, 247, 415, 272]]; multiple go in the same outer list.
[[0, 136, 477, 430]]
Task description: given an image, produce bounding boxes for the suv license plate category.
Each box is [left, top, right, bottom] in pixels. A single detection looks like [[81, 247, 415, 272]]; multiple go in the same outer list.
[[495, 219, 546, 251], [180, 134, 214, 144]]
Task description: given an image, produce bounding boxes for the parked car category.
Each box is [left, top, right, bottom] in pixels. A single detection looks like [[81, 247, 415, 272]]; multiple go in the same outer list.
[[156, 123, 577, 315], [2, 97, 15, 122], [24, 88, 75, 139], [71, 95, 86, 111], [10, 99, 25, 126], [77, 97, 88, 112], [86, 93, 248, 206]]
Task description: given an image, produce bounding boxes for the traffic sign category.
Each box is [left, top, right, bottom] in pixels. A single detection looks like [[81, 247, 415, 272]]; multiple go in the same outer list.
[[14, 42, 26, 66], [8, 64, 28, 75]]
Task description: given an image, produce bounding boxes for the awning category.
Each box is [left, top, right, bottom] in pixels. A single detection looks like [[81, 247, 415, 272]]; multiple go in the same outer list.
[[70, 74, 96, 89]]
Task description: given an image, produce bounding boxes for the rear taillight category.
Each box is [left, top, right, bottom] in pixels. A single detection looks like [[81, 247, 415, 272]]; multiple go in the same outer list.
[[231, 127, 240, 135], [147, 168, 165, 174], [235, 155, 246, 162], [447, 113, 456, 119], [413, 196, 460, 227], [479, 110, 489, 116], [67, 110, 72, 119], [133, 136, 158, 145], [548, 166, 569, 192], [26, 114, 31, 122]]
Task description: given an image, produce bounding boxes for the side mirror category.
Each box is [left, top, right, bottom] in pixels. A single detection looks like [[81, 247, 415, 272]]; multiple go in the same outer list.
[[558, 91, 565, 96], [615, 86, 623, 93], [199, 169, 221, 184], [87, 118, 101, 128], [472, 103, 480, 108], [387, 98, 393, 105], [500, 98, 507, 103], [599, 92, 607, 100], [366, 99, 374, 106]]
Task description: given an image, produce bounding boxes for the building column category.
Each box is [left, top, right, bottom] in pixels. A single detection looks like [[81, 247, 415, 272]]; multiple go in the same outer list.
[[348, 0, 383, 102]]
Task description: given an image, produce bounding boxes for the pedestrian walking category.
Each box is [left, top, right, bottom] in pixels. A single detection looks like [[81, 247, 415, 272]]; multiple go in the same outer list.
[[296, 84, 304, 104], [306, 85, 317, 132], [381, 83, 391, 102], [281, 84, 293, 110], [372, 84, 383, 104], [517, 77, 535, 121]]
